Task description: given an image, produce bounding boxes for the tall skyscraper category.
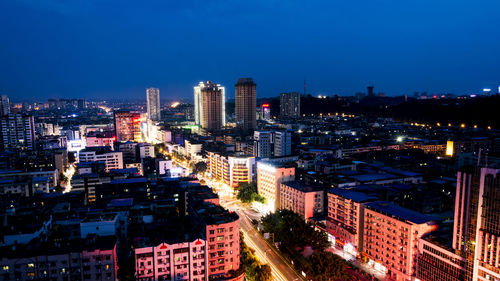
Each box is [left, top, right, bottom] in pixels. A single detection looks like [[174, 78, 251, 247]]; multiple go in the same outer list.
[[114, 111, 142, 142], [280, 92, 300, 118], [0, 113, 35, 151], [235, 78, 256, 132], [146, 88, 160, 121], [0, 95, 10, 116], [194, 81, 225, 131], [453, 167, 500, 281]]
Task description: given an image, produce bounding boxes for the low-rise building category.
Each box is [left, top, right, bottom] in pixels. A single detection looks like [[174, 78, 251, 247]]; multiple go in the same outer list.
[[78, 147, 123, 172], [0, 235, 118, 281], [0, 176, 51, 196], [185, 140, 203, 159], [138, 142, 155, 159], [85, 131, 115, 149]]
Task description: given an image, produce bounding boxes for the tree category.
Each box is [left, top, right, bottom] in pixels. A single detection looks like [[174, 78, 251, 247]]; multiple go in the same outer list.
[[240, 231, 272, 281], [254, 264, 272, 281], [193, 161, 207, 174], [59, 172, 68, 185], [260, 209, 330, 253], [306, 252, 349, 281], [236, 182, 265, 203]]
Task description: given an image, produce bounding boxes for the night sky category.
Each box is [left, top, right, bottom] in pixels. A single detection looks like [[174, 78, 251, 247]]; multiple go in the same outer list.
[[1, 0, 499, 101]]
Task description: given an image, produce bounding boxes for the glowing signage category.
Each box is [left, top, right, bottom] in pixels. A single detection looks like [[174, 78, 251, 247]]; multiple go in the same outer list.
[[446, 141, 454, 156]]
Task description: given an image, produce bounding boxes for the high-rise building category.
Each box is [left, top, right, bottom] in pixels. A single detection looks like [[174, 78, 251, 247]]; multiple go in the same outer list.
[[280, 92, 300, 118], [415, 166, 500, 281], [453, 167, 500, 281], [146, 88, 161, 121], [194, 81, 225, 131], [416, 238, 465, 281], [274, 130, 292, 157], [235, 78, 256, 132], [0, 95, 10, 116], [253, 131, 273, 158], [0, 113, 35, 151], [114, 111, 142, 142]]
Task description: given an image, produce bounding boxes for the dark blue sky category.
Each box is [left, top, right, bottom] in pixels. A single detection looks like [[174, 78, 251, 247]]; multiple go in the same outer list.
[[1, 0, 499, 101]]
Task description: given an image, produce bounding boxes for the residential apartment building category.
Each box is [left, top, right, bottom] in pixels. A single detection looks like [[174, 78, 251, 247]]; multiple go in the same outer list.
[[194, 81, 226, 131], [363, 201, 437, 281], [78, 147, 123, 172], [0, 235, 118, 281], [234, 78, 256, 132], [0, 113, 35, 151], [135, 238, 207, 281], [207, 152, 255, 187], [146, 87, 161, 121], [138, 143, 155, 159], [134, 203, 241, 281], [279, 181, 324, 219], [279, 92, 300, 118], [185, 140, 203, 159], [199, 204, 240, 278], [327, 189, 377, 257], [114, 111, 142, 142], [85, 131, 115, 149]]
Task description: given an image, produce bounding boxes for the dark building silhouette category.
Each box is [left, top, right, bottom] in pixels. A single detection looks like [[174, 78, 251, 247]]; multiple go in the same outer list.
[[367, 85, 374, 96]]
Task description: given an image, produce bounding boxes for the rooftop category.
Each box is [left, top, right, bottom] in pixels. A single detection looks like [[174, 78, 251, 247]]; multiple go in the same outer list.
[[351, 173, 396, 182], [0, 235, 116, 259], [196, 202, 239, 225], [328, 188, 378, 202], [80, 146, 114, 154], [282, 181, 322, 193], [365, 201, 437, 224]]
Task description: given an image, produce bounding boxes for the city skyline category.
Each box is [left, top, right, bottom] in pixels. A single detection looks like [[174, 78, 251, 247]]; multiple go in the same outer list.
[[1, 1, 500, 100], [1, 2, 499, 281]]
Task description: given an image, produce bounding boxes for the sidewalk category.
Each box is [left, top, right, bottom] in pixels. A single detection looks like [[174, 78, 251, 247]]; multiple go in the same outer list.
[[327, 247, 387, 281]]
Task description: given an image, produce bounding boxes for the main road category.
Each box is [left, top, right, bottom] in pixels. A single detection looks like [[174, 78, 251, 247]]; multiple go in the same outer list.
[[236, 208, 304, 281]]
